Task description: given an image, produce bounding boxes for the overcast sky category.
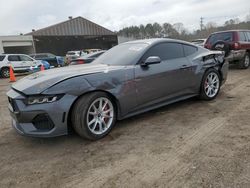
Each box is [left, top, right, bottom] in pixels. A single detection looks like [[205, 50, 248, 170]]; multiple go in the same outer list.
[[0, 0, 249, 35]]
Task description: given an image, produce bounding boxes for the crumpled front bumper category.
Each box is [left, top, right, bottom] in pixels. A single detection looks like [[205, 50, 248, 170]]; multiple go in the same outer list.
[[6, 89, 77, 138]]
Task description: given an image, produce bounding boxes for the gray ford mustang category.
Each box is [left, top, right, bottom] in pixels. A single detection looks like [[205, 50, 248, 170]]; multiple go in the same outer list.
[[7, 38, 228, 140]]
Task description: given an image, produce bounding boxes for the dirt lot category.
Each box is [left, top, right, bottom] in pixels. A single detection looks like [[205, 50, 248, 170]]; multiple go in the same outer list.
[[1, 67, 250, 188]]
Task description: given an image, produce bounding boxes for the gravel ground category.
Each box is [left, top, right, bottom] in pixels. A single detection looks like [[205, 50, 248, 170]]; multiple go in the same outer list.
[[1, 67, 250, 188]]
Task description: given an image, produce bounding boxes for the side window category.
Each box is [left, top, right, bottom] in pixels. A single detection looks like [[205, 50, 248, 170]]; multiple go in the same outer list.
[[0, 55, 5, 61], [245, 32, 250, 42], [183, 45, 198, 56], [239, 32, 247, 41], [142, 43, 184, 61], [8, 55, 20, 61], [20, 55, 33, 61], [48, 54, 55, 58]]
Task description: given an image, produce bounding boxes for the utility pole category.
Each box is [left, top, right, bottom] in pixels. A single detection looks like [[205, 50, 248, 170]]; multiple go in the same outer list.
[[200, 17, 204, 31]]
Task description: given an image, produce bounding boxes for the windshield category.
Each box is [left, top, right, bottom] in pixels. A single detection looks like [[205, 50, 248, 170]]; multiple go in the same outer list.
[[93, 43, 149, 65]]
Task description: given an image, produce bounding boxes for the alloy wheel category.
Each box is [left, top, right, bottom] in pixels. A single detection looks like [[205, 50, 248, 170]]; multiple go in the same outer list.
[[204, 72, 220, 98], [2, 69, 10, 78], [86, 97, 114, 135]]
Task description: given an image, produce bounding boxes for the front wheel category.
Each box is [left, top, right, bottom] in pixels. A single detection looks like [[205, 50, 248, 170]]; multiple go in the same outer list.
[[200, 69, 221, 100], [71, 92, 116, 140]]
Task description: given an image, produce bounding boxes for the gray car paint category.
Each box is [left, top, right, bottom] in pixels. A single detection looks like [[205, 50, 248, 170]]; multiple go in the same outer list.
[[7, 38, 228, 137]]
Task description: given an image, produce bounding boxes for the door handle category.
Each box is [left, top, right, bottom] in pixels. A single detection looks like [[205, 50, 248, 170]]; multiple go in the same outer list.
[[180, 65, 189, 69]]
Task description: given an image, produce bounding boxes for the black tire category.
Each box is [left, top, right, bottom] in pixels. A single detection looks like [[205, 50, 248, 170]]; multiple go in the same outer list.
[[200, 69, 221, 100], [0, 67, 10, 78], [71, 92, 117, 140], [238, 52, 250, 69], [211, 41, 231, 57]]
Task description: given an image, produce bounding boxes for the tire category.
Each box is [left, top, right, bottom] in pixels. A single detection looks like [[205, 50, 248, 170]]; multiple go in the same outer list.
[[200, 69, 221, 100], [238, 52, 250, 69], [211, 41, 231, 57], [0, 67, 10, 78], [71, 92, 117, 140]]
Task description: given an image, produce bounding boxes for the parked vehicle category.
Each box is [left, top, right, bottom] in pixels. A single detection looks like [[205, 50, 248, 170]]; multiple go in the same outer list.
[[7, 38, 228, 140], [30, 53, 64, 67], [0, 54, 41, 78], [36, 60, 50, 70], [204, 30, 250, 69], [191, 39, 206, 47], [69, 50, 106, 65], [83, 49, 102, 54], [66, 51, 83, 60]]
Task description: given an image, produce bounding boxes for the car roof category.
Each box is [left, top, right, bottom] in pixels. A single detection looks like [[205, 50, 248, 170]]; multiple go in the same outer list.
[[211, 29, 250, 35], [124, 38, 197, 47], [31, 53, 52, 55], [1, 54, 30, 56]]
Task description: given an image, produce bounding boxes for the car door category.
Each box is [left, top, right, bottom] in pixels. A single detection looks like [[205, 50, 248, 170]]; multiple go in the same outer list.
[[134, 42, 194, 108], [7, 55, 23, 71], [244, 31, 250, 49], [239, 31, 248, 50], [46, 54, 58, 67], [19, 55, 36, 67]]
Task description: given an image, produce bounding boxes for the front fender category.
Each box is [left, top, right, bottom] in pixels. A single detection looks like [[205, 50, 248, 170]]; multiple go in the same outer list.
[[42, 76, 94, 95]]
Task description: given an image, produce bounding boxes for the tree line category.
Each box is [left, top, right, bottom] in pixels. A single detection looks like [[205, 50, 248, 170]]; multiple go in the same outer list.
[[117, 16, 250, 41]]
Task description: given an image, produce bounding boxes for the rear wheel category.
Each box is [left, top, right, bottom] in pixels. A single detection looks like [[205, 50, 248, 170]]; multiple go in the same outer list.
[[71, 92, 116, 140], [200, 69, 221, 100], [0, 67, 10, 78], [238, 52, 249, 69]]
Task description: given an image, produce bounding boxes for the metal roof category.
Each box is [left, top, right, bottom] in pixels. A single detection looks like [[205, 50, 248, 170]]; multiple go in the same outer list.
[[27, 17, 116, 36]]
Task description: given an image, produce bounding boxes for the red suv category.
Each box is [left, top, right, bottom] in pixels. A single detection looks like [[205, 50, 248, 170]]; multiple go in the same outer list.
[[205, 30, 250, 69]]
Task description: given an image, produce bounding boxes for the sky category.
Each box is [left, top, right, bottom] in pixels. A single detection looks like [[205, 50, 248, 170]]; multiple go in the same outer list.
[[0, 0, 249, 35]]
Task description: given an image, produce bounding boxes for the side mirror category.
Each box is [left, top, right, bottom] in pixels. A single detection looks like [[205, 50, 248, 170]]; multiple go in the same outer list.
[[141, 56, 161, 66]]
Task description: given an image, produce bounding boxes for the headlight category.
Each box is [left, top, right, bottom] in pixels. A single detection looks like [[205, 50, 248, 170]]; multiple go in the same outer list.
[[26, 95, 64, 105]]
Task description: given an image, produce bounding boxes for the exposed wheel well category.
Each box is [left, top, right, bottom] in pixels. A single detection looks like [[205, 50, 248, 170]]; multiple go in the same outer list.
[[67, 90, 120, 132]]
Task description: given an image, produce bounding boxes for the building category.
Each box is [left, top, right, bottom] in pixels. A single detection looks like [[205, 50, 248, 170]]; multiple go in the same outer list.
[[0, 35, 35, 54], [0, 16, 118, 55]]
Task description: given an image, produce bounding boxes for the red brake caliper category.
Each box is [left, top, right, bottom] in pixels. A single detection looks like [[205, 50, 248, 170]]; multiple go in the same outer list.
[[104, 105, 109, 124]]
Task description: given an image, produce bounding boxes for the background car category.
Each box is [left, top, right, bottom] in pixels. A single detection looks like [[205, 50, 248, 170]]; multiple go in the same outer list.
[[83, 49, 102, 54], [66, 50, 82, 60], [204, 30, 250, 69], [0, 54, 40, 78], [30, 53, 65, 67], [191, 39, 206, 47], [7, 38, 228, 141], [69, 50, 106, 65], [36, 60, 50, 70]]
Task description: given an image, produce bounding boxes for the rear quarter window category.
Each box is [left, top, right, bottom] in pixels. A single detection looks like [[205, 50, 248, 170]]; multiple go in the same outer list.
[[244, 32, 250, 42], [239, 32, 247, 41], [0, 55, 5, 61], [183, 45, 198, 56]]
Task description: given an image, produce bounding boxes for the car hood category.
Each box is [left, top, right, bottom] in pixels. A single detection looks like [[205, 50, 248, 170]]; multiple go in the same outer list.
[[12, 64, 120, 95]]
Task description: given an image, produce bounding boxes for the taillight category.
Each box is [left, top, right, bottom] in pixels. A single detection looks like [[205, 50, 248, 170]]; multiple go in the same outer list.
[[78, 60, 85, 64], [233, 42, 240, 50], [204, 43, 211, 49]]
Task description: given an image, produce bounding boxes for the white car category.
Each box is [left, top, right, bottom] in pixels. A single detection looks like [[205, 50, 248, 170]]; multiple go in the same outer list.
[[0, 54, 41, 78]]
